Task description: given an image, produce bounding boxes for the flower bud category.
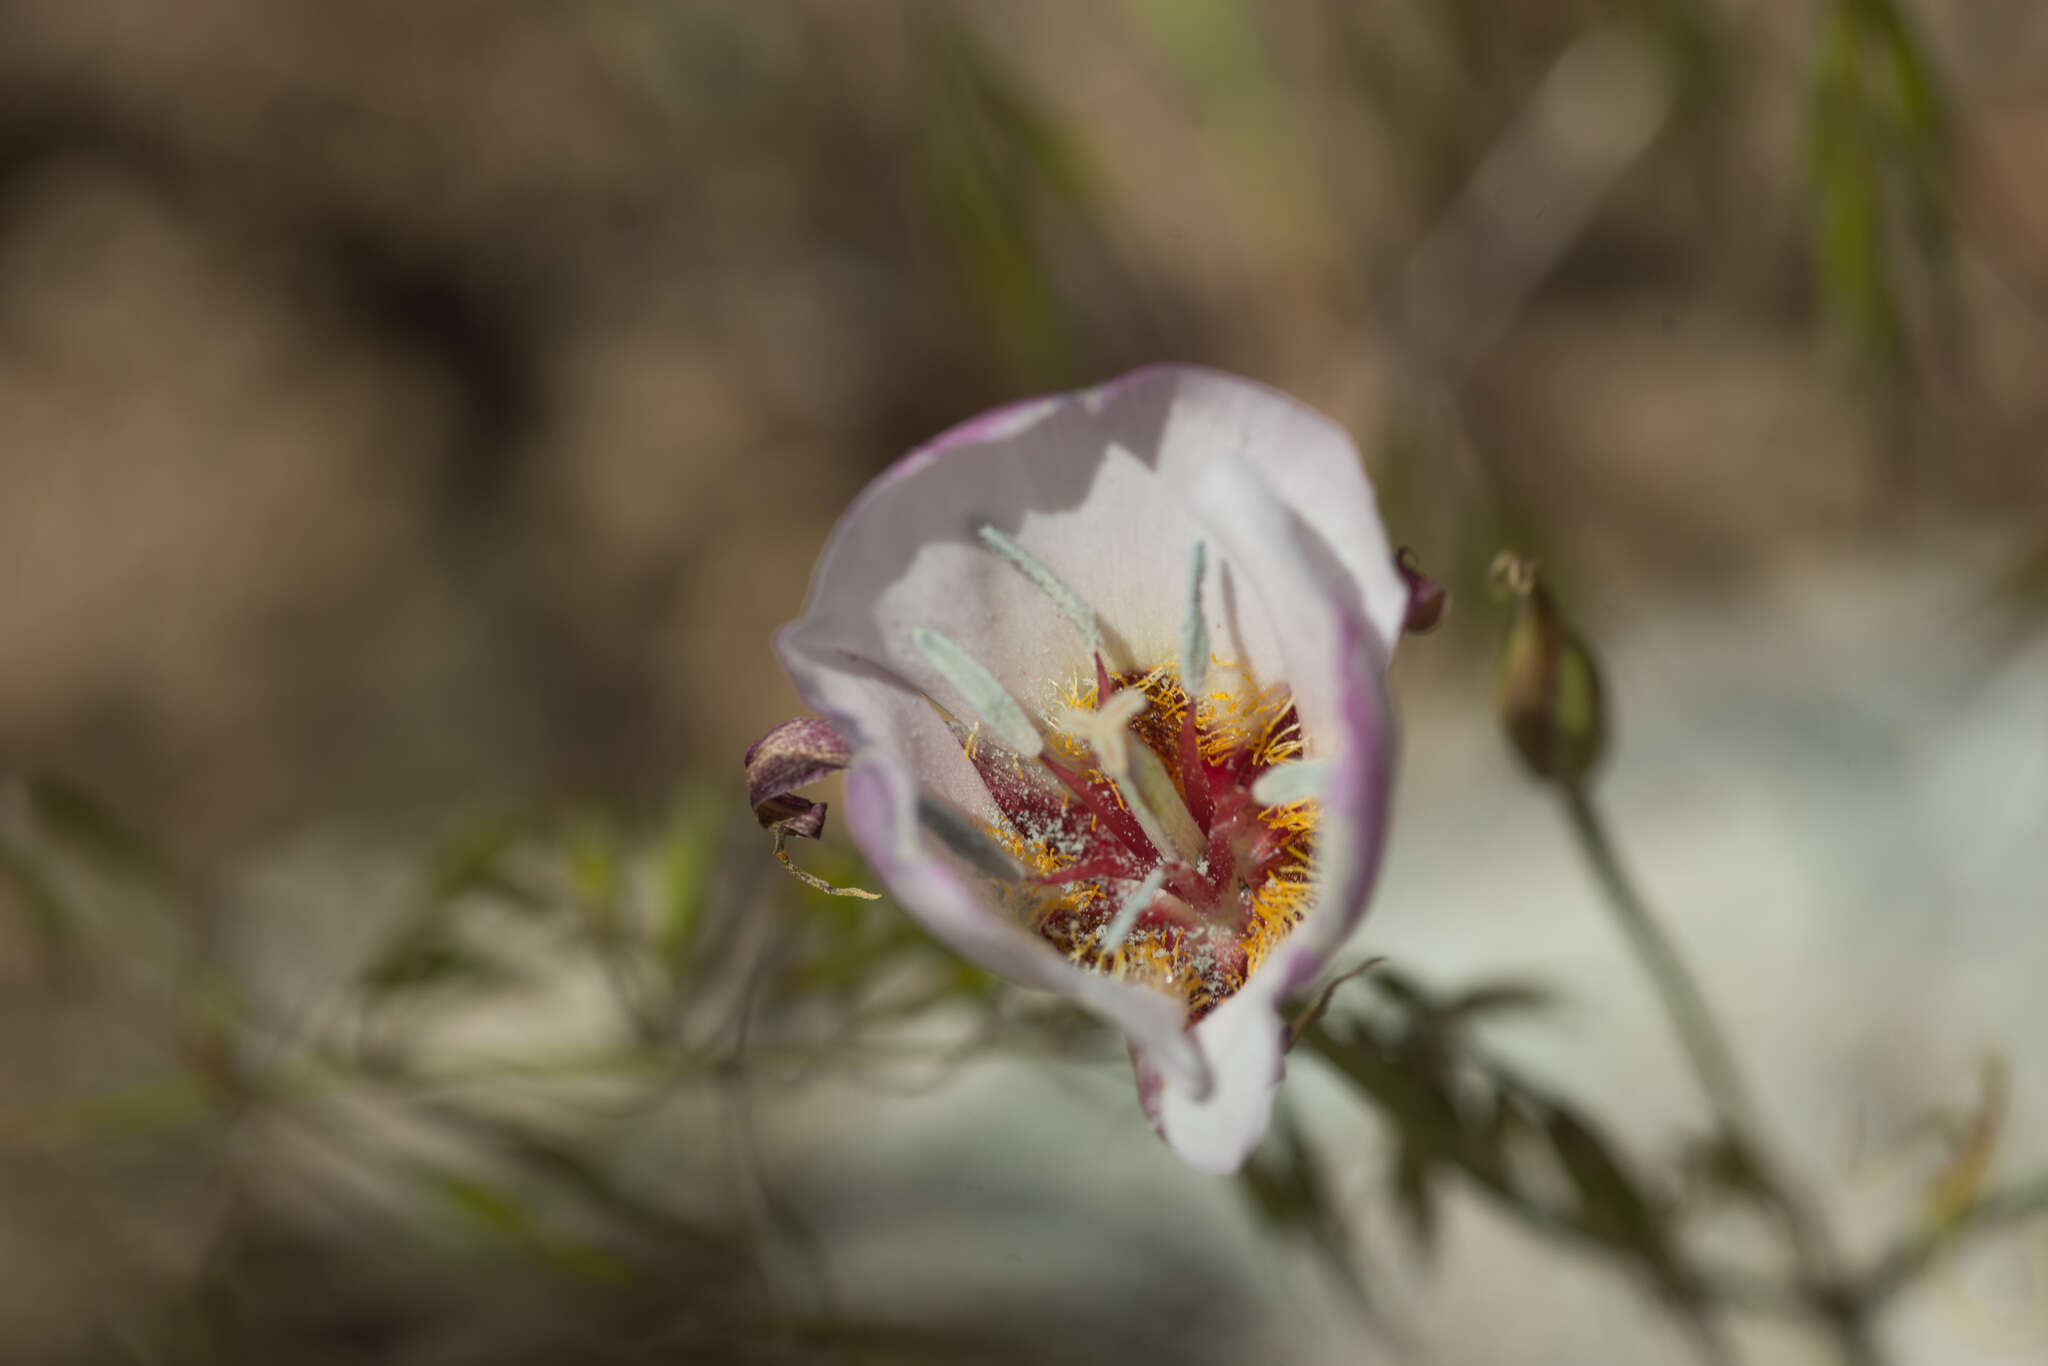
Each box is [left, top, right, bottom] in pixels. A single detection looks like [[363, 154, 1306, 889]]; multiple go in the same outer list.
[[1395, 546, 1448, 635], [1493, 554, 1605, 784]]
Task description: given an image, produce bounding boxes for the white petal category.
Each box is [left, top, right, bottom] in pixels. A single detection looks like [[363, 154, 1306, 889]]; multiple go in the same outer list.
[[911, 627, 1044, 758], [1133, 984, 1289, 1175], [1194, 453, 1399, 968], [1125, 457, 1397, 1171], [778, 366, 1405, 802], [776, 367, 1403, 1165], [976, 523, 1102, 657]]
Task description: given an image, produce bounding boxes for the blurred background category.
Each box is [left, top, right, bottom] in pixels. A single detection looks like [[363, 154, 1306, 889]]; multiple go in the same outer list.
[[1, 1, 2045, 1362]]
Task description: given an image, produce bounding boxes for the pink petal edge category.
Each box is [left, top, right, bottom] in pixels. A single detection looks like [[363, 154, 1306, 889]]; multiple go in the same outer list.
[[777, 366, 1404, 1171]]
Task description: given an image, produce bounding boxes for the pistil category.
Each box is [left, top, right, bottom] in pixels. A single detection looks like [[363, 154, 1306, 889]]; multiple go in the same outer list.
[[1064, 687, 1205, 870]]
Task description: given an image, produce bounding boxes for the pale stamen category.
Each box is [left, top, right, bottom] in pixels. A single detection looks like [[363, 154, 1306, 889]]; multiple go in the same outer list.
[[912, 627, 1044, 759], [976, 524, 1107, 663], [1070, 687, 1147, 779], [966, 525, 1210, 863], [1250, 758, 1333, 808], [1119, 744, 1207, 867], [1098, 865, 1168, 953], [916, 794, 1024, 882], [1179, 539, 1209, 697], [1066, 689, 1206, 868]]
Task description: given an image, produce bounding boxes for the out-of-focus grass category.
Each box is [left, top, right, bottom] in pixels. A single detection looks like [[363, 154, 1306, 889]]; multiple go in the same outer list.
[[0, 776, 1097, 1364], [1807, 0, 1951, 379], [1, 2, 2043, 1360]]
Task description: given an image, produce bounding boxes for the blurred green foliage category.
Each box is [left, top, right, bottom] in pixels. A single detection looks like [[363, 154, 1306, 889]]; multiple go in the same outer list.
[[914, 13, 1110, 386], [0, 2, 2033, 1360], [1806, 0, 1950, 376], [0, 775, 1092, 1364], [4, 760, 2041, 1361]]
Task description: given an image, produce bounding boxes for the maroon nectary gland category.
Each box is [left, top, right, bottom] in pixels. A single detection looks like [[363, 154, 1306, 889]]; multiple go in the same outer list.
[[955, 673, 1305, 941]]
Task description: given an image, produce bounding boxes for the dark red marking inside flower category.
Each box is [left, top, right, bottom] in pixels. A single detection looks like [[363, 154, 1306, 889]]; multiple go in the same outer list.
[[961, 664, 1318, 1020]]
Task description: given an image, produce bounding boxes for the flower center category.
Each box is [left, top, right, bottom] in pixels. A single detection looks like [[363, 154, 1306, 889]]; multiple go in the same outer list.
[[916, 527, 1322, 1022]]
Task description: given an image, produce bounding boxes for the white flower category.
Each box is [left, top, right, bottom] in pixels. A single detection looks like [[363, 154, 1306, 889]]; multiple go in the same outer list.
[[771, 365, 1406, 1171]]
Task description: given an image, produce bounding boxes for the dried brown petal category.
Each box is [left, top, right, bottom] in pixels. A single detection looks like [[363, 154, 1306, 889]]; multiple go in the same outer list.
[[745, 717, 853, 837], [745, 716, 877, 899]]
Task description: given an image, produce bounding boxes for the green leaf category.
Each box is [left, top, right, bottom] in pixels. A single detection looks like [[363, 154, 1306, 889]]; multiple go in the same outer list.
[[0, 839, 71, 952], [1392, 1141, 1440, 1256], [1676, 1132, 1776, 1208], [1543, 1105, 1672, 1264], [912, 13, 1104, 384], [1240, 1106, 1388, 1321], [1124, 0, 1274, 111], [1314, 1023, 1470, 1158], [1369, 967, 1434, 1015], [429, 1169, 536, 1236], [27, 779, 168, 889], [421, 1165, 628, 1283], [425, 817, 548, 916], [656, 783, 724, 973], [1240, 1141, 1313, 1228], [566, 816, 621, 914], [1803, 0, 1954, 372], [1470, 1089, 1539, 1177], [0, 1071, 213, 1146], [1443, 980, 1556, 1021], [1807, 4, 1895, 367], [362, 922, 519, 998], [1866, 0, 1944, 145], [1636, 0, 1725, 113]]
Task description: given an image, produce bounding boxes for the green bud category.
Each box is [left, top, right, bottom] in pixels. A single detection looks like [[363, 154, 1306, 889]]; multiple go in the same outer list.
[[1494, 555, 1606, 784]]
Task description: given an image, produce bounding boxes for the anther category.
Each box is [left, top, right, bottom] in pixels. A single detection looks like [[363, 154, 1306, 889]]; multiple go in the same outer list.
[[912, 627, 1044, 759], [1250, 758, 1333, 808], [977, 524, 1105, 660], [1075, 688, 1147, 778], [1179, 540, 1209, 697], [1176, 539, 1215, 832], [916, 795, 1025, 882]]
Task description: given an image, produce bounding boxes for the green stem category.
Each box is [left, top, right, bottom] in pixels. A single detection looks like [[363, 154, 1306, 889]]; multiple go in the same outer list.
[[1560, 782, 1759, 1139], [1557, 781, 1893, 1366]]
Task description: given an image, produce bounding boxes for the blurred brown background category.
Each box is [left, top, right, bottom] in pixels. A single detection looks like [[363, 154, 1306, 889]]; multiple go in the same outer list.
[[3, 0, 2042, 874], [1, 2, 2046, 1362]]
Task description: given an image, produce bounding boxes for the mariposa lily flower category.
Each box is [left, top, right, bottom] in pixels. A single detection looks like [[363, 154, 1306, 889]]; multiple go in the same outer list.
[[764, 365, 1409, 1172]]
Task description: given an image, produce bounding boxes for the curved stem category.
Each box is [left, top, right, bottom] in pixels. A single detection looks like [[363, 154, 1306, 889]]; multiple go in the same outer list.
[[1557, 781, 1893, 1366], [1559, 782, 1758, 1140]]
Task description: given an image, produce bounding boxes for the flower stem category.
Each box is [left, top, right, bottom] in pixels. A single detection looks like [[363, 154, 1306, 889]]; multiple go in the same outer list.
[[1556, 780, 1895, 1366], [1558, 782, 1758, 1141]]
